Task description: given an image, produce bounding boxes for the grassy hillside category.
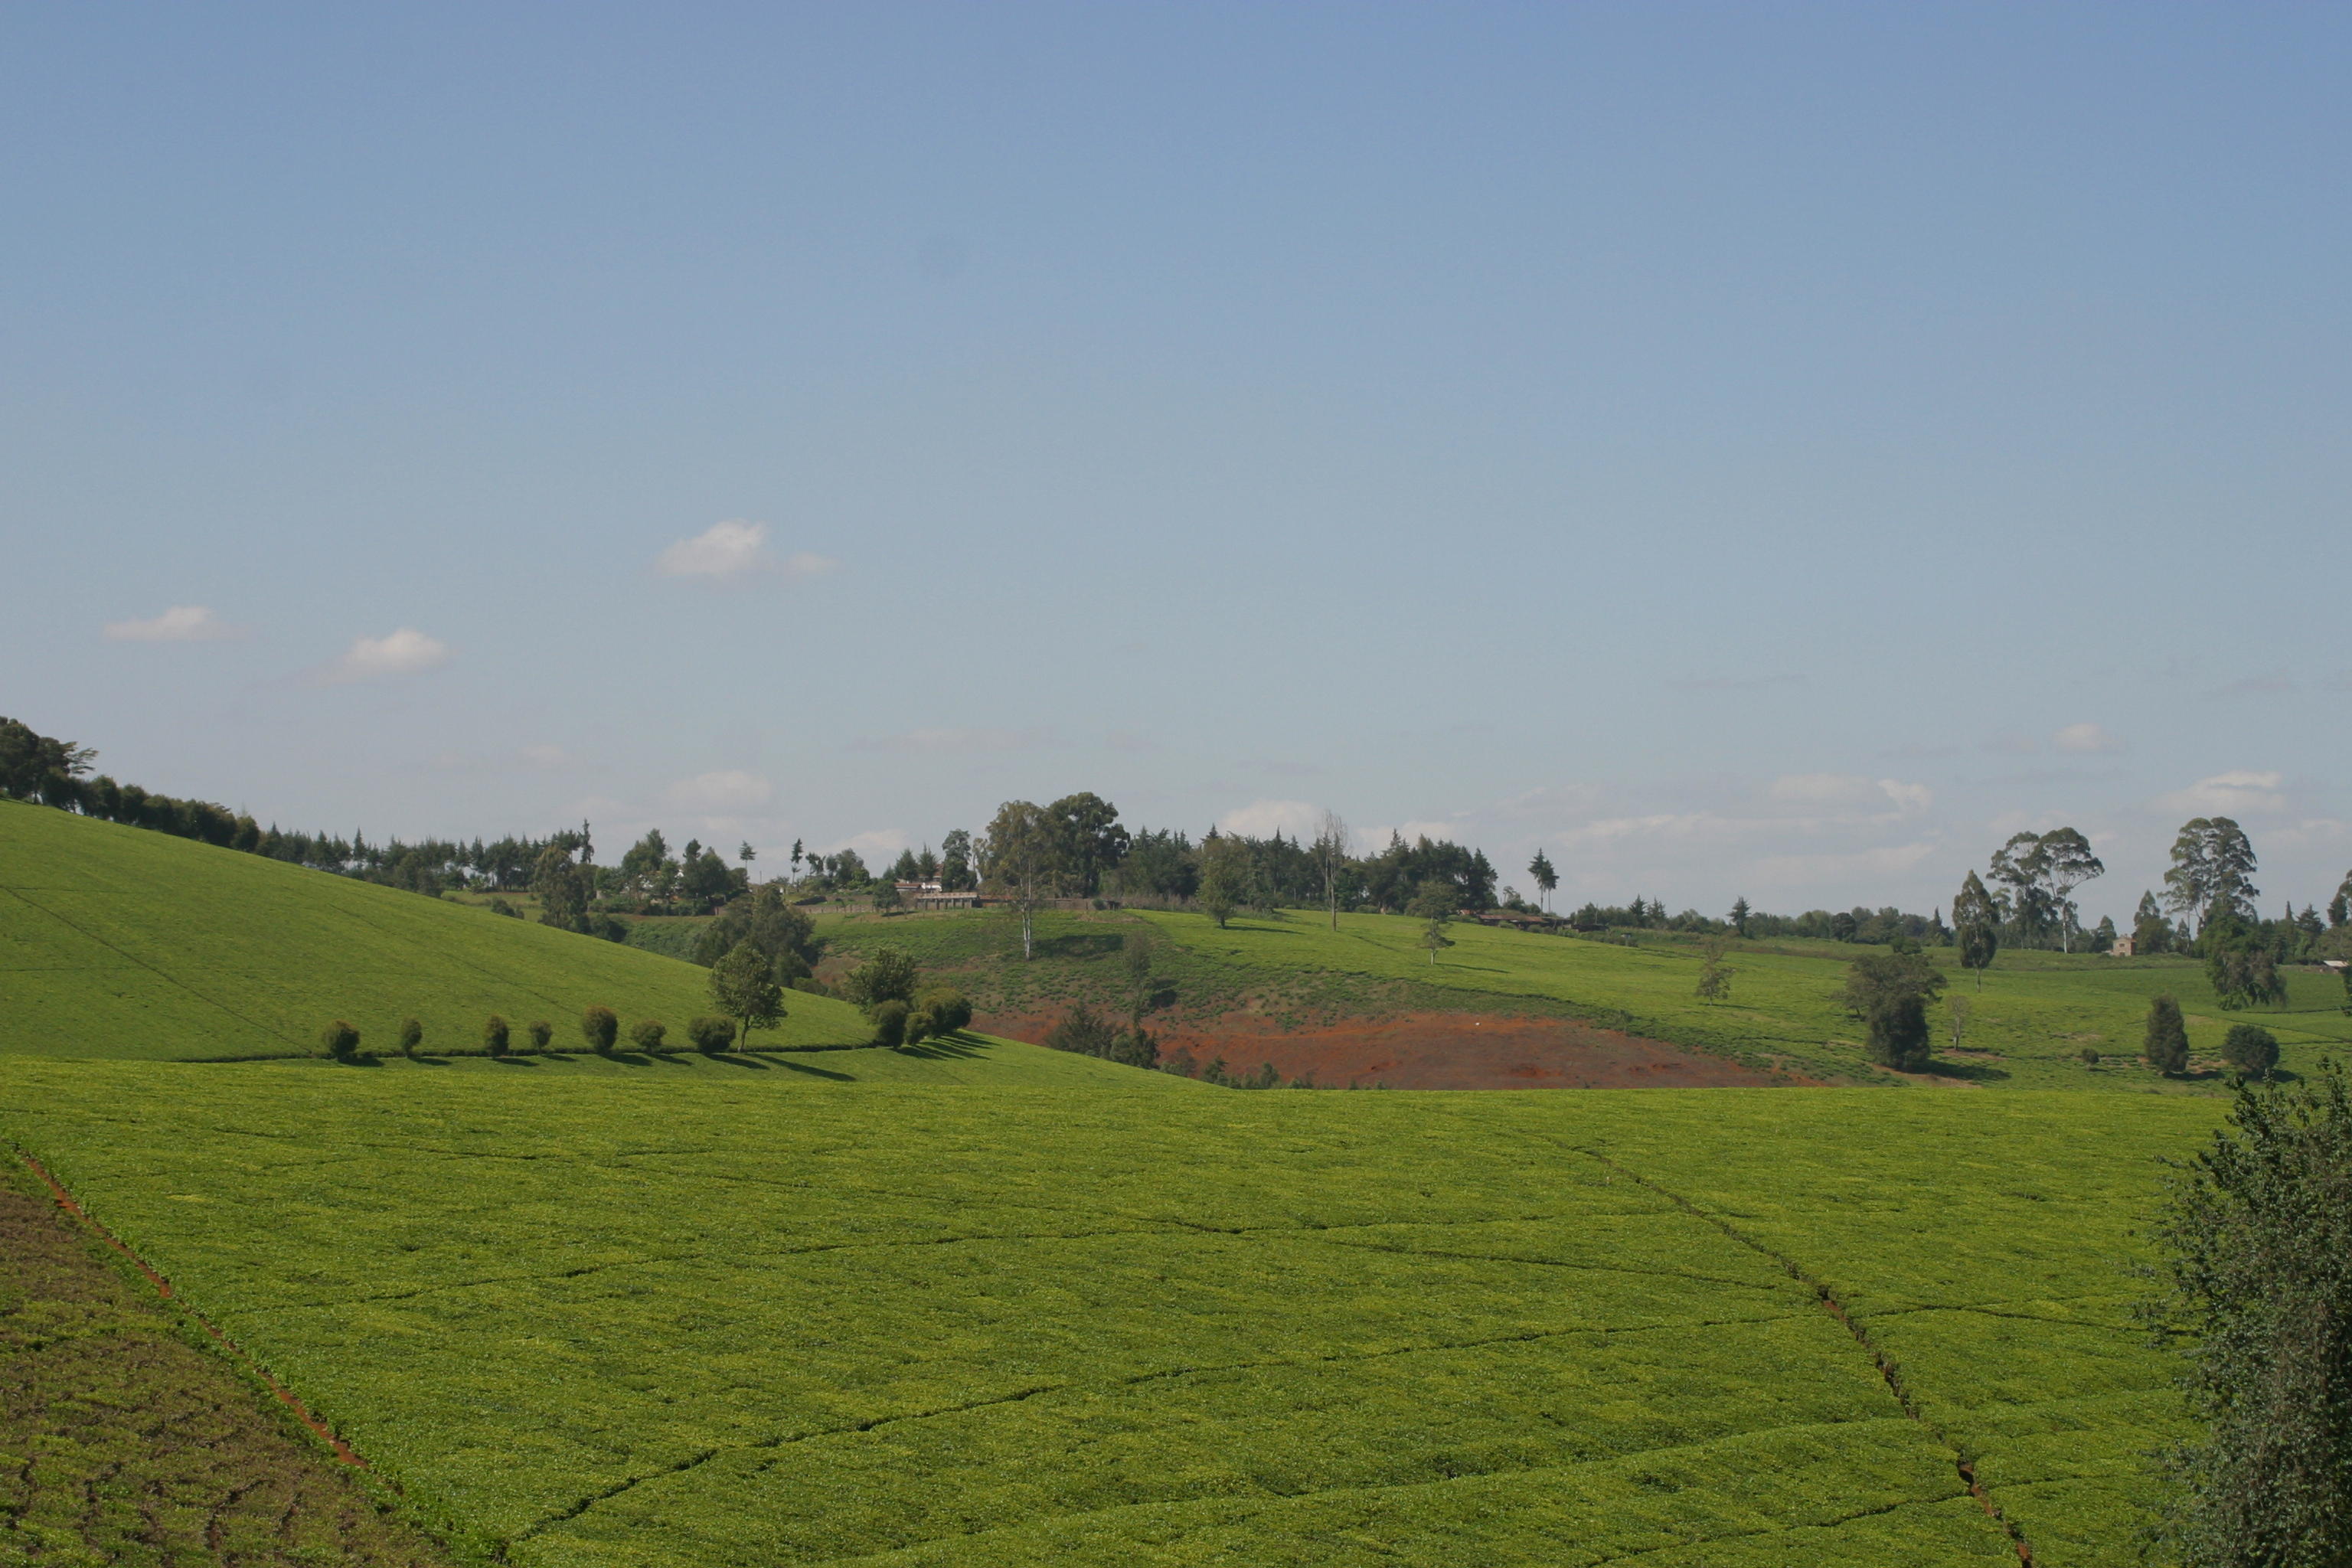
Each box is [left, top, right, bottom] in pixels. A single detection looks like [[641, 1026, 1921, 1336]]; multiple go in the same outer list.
[[0, 801, 1163, 1088], [0, 1057, 2216, 1567], [808, 905, 2352, 1088]]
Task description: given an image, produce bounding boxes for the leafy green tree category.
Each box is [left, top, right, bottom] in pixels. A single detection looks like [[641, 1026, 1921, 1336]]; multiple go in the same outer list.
[[2164, 816, 2260, 940], [629, 1019, 667, 1051], [984, 799, 1063, 958], [1195, 832, 1249, 929], [2207, 939, 2288, 1012], [914, 986, 973, 1037], [2220, 1024, 2280, 1080], [1952, 871, 2001, 989], [1046, 792, 1128, 897], [2144, 995, 2191, 1075], [939, 828, 976, 891], [527, 1020, 553, 1051], [869, 998, 910, 1049], [687, 1015, 736, 1054], [691, 884, 817, 979], [1729, 897, 1751, 938], [396, 1017, 423, 1058], [534, 844, 593, 933], [319, 1020, 361, 1060], [871, 879, 903, 916], [2133, 890, 2174, 955], [1839, 946, 1947, 1071], [2330, 871, 2350, 929], [580, 1004, 619, 1054], [710, 940, 785, 1047], [1043, 1002, 1117, 1056], [842, 947, 918, 1011], [1409, 880, 1457, 966], [1527, 849, 1559, 915], [2144, 1063, 2352, 1567], [1694, 939, 1733, 1002], [483, 1014, 511, 1057]]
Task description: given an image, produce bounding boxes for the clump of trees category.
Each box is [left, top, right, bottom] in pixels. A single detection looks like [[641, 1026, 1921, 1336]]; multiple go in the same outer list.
[[1839, 940, 1948, 1072], [2143, 1062, 2352, 1565], [1040, 1001, 1159, 1068]]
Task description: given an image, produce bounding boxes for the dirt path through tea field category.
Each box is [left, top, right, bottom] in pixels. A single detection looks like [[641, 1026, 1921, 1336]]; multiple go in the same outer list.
[[980, 1008, 1817, 1088], [0, 1158, 443, 1565]]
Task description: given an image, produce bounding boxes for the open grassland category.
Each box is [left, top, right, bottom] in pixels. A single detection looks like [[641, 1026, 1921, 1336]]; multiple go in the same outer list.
[[0, 1059, 2216, 1566], [0, 801, 881, 1061], [812, 906, 2352, 1089]]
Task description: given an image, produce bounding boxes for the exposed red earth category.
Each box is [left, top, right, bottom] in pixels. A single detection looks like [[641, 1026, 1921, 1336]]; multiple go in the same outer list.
[[976, 1009, 1818, 1089]]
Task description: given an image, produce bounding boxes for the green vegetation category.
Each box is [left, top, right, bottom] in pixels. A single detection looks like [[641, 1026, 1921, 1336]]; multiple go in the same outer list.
[[0, 1058, 2220, 1566]]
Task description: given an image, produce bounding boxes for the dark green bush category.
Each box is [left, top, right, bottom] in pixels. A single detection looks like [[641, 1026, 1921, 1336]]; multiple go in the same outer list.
[[483, 1014, 511, 1057], [914, 986, 973, 1036], [2222, 1024, 2281, 1080], [580, 1005, 619, 1054], [629, 1019, 667, 1052], [527, 1020, 553, 1051], [870, 999, 910, 1049], [397, 1017, 423, 1058], [2145, 995, 2191, 1075], [687, 1015, 736, 1054], [319, 1020, 361, 1060]]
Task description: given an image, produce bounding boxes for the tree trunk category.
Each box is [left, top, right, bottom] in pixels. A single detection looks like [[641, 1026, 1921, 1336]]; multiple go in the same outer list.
[[1020, 900, 1034, 960]]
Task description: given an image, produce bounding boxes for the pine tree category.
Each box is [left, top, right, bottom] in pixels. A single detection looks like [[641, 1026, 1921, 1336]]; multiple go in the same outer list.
[[2144, 995, 2190, 1075]]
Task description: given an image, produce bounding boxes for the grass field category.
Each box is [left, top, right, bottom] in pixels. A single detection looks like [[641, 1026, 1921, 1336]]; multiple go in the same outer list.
[[0, 1057, 2216, 1567], [805, 905, 2352, 1089]]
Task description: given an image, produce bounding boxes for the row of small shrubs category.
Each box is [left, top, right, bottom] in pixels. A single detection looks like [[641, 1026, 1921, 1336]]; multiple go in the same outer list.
[[318, 1005, 746, 1060], [2142, 995, 2283, 1079]]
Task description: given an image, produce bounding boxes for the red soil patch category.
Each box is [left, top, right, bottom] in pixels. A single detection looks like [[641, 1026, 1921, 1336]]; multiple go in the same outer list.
[[977, 1009, 1814, 1090]]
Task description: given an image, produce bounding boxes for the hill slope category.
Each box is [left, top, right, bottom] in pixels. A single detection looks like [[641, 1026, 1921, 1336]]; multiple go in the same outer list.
[[0, 801, 1170, 1087]]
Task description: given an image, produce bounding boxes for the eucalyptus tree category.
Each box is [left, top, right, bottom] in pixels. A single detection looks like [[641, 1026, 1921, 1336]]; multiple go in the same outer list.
[[1315, 810, 1352, 929], [2164, 817, 2260, 940], [1527, 849, 1559, 915]]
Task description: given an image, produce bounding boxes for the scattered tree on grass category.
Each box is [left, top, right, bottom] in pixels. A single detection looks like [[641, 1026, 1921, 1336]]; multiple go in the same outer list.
[[871, 879, 903, 916], [1947, 995, 1971, 1054], [319, 1020, 361, 1060], [1953, 871, 2001, 989], [1318, 811, 1354, 929], [1526, 848, 1558, 916], [1839, 942, 1947, 1071], [1729, 897, 1752, 938], [1409, 880, 1457, 965], [1195, 831, 1249, 929], [984, 799, 1060, 959], [2134, 890, 2175, 955], [397, 1017, 423, 1058], [2142, 1062, 2352, 1566], [2164, 816, 2260, 942], [1041, 1000, 1158, 1068], [2145, 995, 2191, 1076], [527, 1020, 553, 1051], [2207, 939, 2289, 1012], [534, 844, 593, 935], [710, 940, 786, 1048], [1694, 939, 1733, 1002], [691, 884, 818, 982], [580, 1005, 619, 1054], [687, 1015, 736, 1054], [870, 998, 910, 1049], [483, 1015, 511, 1057], [630, 1019, 667, 1051], [2221, 1024, 2280, 1081], [912, 986, 972, 1040], [843, 948, 918, 1011]]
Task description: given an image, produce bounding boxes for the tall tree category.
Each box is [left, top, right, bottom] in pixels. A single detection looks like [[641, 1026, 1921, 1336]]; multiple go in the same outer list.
[[2034, 828, 2106, 952], [709, 941, 785, 1048], [1194, 831, 1248, 929], [1952, 871, 2001, 989], [1315, 810, 1352, 930], [1045, 792, 1128, 897], [939, 828, 976, 892], [983, 800, 1062, 959], [1839, 943, 1947, 1071], [1729, 897, 1752, 938], [2144, 994, 2191, 1074], [1409, 880, 1458, 966], [533, 843, 592, 933], [1527, 849, 1559, 915], [2134, 890, 2174, 955], [2328, 870, 2350, 929], [2164, 817, 2260, 939]]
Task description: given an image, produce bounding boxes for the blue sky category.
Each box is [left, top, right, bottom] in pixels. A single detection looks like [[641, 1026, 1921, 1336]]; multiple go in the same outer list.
[[5, 2, 2346, 920]]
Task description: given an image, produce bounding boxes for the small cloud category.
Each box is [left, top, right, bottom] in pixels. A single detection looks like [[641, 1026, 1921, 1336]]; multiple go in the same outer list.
[[2154, 770, 2286, 817], [104, 606, 241, 642], [318, 629, 450, 684], [850, 727, 1055, 755], [1217, 800, 1323, 839], [656, 519, 769, 578], [2053, 722, 2123, 754], [665, 770, 773, 812]]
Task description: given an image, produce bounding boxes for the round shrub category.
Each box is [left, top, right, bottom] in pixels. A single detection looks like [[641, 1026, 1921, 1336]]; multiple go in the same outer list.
[[397, 1017, 424, 1058], [527, 1020, 554, 1051], [581, 1005, 619, 1054], [2079, 1047, 2101, 1066], [688, 1015, 737, 1054], [318, 1020, 361, 1060], [871, 998, 910, 1050], [483, 1014, 511, 1057], [915, 986, 973, 1036], [630, 1019, 667, 1052], [2222, 1024, 2280, 1080]]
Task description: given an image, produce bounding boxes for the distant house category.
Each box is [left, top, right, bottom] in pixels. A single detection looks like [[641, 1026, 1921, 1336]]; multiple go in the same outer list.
[[895, 879, 944, 894], [2109, 936, 2135, 958], [911, 885, 983, 910]]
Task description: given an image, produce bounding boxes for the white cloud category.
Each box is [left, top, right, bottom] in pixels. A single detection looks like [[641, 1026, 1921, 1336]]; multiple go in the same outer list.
[[1766, 775, 1930, 817], [2154, 770, 2287, 817], [2053, 722, 2123, 754], [665, 770, 773, 812], [318, 628, 450, 684], [654, 520, 838, 582], [1217, 800, 1323, 839], [850, 727, 1054, 755], [104, 606, 240, 642]]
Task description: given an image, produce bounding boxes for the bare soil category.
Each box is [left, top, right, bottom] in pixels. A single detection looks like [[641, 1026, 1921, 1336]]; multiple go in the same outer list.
[[977, 1008, 1816, 1090]]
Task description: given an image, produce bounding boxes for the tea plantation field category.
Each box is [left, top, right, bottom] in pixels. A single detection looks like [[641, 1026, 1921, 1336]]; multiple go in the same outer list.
[[0, 1057, 2219, 1566], [808, 904, 2352, 1088]]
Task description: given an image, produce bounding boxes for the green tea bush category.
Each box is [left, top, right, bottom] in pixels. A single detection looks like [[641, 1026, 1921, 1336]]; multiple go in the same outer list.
[[581, 1005, 619, 1054], [869, 998, 910, 1049], [397, 1017, 423, 1058], [527, 1020, 553, 1051], [318, 1020, 360, 1060], [629, 1019, 667, 1052], [686, 1014, 735, 1054], [482, 1015, 510, 1057], [914, 985, 973, 1036]]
